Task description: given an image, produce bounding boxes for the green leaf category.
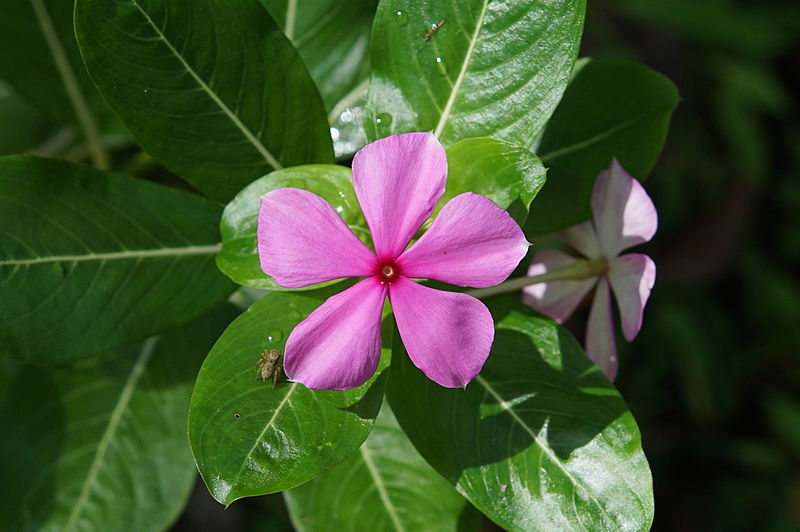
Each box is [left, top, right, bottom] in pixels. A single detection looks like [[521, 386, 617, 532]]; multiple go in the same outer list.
[[443, 138, 546, 226], [218, 164, 368, 290], [0, 83, 53, 156], [74, 0, 334, 202], [0, 304, 239, 531], [188, 291, 387, 506], [261, 0, 377, 159], [365, 0, 585, 146], [262, 0, 377, 112], [284, 403, 478, 532], [526, 58, 679, 235], [0, 0, 110, 168], [387, 296, 653, 532], [0, 155, 234, 363]]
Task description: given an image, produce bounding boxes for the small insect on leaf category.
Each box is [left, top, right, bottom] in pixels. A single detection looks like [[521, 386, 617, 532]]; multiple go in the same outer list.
[[256, 349, 283, 389], [423, 18, 446, 42]]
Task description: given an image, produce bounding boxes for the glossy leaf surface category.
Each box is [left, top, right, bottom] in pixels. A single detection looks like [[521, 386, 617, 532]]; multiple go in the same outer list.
[[387, 296, 654, 531], [366, 0, 585, 146], [75, 0, 333, 201], [0, 305, 238, 531], [188, 290, 387, 505], [443, 138, 546, 225], [285, 403, 477, 532], [526, 58, 679, 235], [0, 156, 234, 363], [218, 164, 368, 289]]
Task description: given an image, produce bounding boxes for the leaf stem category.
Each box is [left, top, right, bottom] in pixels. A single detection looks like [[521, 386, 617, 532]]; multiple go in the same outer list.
[[467, 258, 607, 299], [30, 0, 109, 169]]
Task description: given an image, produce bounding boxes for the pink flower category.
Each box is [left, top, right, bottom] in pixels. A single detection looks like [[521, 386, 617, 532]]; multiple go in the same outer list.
[[523, 160, 657, 380], [257, 132, 529, 390]]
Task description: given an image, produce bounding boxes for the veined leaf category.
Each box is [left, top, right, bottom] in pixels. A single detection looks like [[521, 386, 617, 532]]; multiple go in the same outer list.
[[74, 0, 333, 202], [366, 0, 585, 146], [0, 305, 239, 531], [285, 403, 478, 532], [0, 155, 234, 363], [0, 0, 109, 167], [525, 58, 679, 235], [387, 296, 654, 531], [188, 291, 387, 506], [217, 164, 367, 289]]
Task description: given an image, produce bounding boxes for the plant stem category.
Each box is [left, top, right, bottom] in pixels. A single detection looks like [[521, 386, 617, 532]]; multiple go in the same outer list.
[[467, 258, 607, 299]]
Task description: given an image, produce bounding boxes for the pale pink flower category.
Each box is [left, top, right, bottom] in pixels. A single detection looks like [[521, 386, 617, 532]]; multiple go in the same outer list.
[[257, 132, 529, 390], [523, 160, 657, 380]]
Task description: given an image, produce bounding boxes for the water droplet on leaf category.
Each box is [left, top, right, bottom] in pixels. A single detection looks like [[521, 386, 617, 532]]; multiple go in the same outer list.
[[375, 113, 392, 127], [394, 10, 408, 26], [435, 57, 448, 75], [267, 329, 284, 343]]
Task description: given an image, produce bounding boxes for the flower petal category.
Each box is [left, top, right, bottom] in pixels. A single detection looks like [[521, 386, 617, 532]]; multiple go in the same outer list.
[[258, 188, 377, 288], [586, 278, 618, 381], [397, 193, 529, 287], [608, 253, 656, 342], [561, 220, 600, 259], [283, 277, 387, 390], [352, 132, 447, 260], [522, 249, 597, 323], [389, 277, 493, 388], [592, 159, 658, 257]]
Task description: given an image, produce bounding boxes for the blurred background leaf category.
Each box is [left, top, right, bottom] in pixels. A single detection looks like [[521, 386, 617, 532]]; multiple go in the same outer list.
[[0, 304, 238, 531], [284, 403, 480, 532]]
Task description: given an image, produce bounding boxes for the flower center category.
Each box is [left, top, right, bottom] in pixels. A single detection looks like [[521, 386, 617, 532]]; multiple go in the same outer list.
[[377, 262, 401, 285]]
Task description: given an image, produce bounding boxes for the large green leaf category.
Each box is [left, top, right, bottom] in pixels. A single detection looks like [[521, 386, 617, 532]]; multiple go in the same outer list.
[[74, 0, 333, 202], [0, 0, 110, 167], [0, 155, 234, 363], [525, 58, 679, 235], [217, 164, 368, 290], [0, 304, 238, 531], [443, 138, 546, 226], [365, 0, 585, 146], [188, 290, 387, 506], [284, 403, 478, 532], [387, 296, 653, 531]]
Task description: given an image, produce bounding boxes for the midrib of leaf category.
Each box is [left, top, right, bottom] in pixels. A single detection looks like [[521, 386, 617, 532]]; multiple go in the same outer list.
[[538, 108, 667, 162], [130, 0, 283, 171], [30, 0, 108, 169], [474, 375, 614, 523], [327, 77, 369, 123], [432, 0, 490, 139], [0, 244, 221, 266], [63, 337, 158, 532], [229, 382, 299, 499], [359, 442, 406, 532], [285, 0, 298, 41]]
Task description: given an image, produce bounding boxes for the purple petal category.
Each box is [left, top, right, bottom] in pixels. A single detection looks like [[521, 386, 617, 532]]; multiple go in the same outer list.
[[389, 277, 493, 388], [592, 159, 658, 258], [561, 220, 600, 259], [352, 132, 447, 261], [608, 253, 656, 342], [283, 277, 387, 390], [586, 278, 618, 381], [397, 193, 529, 287], [258, 188, 377, 288], [522, 249, 597, 323]]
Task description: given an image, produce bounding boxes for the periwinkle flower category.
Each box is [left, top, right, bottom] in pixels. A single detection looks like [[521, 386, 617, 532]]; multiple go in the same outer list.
[[258, 132, 529, 390], [523, 160, 657, 380]]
